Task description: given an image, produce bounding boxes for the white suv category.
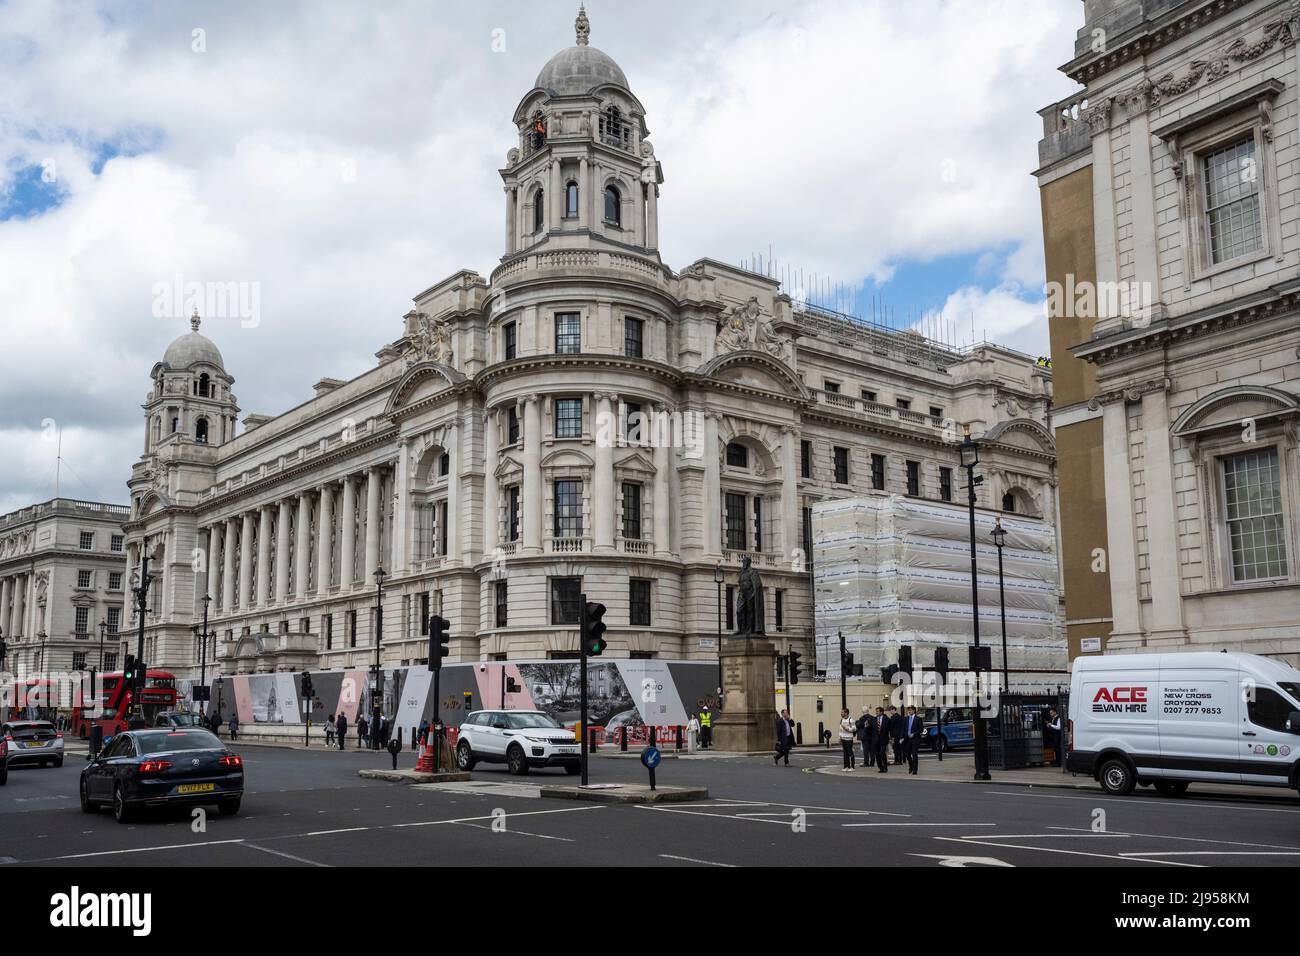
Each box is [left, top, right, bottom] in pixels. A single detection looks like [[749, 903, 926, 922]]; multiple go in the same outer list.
[[455, 710, 581, 776], [1, 721, 64, 769]]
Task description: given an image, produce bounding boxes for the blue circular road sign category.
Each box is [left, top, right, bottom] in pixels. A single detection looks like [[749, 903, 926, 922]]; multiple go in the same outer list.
[[641, 745, 661, 769]]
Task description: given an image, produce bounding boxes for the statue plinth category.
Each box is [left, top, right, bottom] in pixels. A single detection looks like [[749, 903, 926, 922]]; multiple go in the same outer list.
[[712, 636, 778, 753]]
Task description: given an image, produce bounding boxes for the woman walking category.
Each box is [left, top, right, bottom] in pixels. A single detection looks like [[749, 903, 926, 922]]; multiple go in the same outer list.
[[325, 714, 336, 747], [838, 708, 856, 771]]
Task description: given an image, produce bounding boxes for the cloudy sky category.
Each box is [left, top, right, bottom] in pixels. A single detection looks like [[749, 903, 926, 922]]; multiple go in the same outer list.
[[0, 0, 1081, 512]]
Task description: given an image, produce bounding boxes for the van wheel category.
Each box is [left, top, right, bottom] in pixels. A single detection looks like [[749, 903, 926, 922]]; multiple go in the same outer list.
[[1154, 781, 1189, 797], [1099, 758, 1136, 796]]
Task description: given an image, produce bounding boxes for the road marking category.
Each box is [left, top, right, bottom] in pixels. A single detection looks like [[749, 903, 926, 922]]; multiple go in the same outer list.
[[933, 835, 1201, 867], [244, 842, 331, 866], [457, 822, 575, 842], [22, 839, 246, 862], [1118, 851, 1300, 857], [843, 823, 998, 828], [306, 827, 369, 837], [659, 854, 736, 867], [391, 806, 603, 828], [912, 854, 1013, 867], [983, 790, 1300, 813]]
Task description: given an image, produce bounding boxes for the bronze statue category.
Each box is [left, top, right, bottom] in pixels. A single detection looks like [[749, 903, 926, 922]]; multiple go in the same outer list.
[[734, 555, 765, 636]]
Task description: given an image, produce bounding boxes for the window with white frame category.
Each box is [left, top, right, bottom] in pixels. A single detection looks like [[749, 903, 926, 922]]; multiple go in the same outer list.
[[75, 606, 90, 636], [110, 534, 124, 552], [107, 607, 121, 633], [1203, 135, 1263, 265], [77, 569, 93, 589], [1222, 447, 1288, 582], [555, 312, 581, 354], [79, 531, 94, 550], [553, 479, 584, 538], [108, 572, 122, 591], [554, 398, 583, 438]]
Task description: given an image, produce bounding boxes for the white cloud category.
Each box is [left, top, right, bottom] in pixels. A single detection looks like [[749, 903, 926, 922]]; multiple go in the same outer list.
[[922, 285, 1049, 357], [0, 0, 1079, 508]]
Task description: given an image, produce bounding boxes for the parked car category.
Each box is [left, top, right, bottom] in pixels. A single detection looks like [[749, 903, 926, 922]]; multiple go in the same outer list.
[[153, 711, 206, 728], [923, 707, 975, 752], [455, 709, 581, 775], [1069, 651, 1300, 797], [1, 720, 65, 768], [80, 728, 244, 823], [0, 734, 8, 785]]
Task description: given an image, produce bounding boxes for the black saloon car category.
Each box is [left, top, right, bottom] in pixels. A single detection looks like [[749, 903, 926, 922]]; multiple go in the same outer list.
[[80, 728, 244, 823]]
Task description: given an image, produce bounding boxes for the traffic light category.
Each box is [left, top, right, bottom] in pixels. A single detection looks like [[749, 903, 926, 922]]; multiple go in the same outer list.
[[505, 676, 521, 694], [969, 645, 992, 672], [427, 615, 451, 671], [934, 646, 950, 678], [881, 664, 899, 685], [0, 637, 6, 667], [124, 655, 136, 681], [300, 671, 314, 702], [898, 644, 913, 677], [788, 649, 802, 685], [842, 650, 856, 675], [583, 601, 607, 656]]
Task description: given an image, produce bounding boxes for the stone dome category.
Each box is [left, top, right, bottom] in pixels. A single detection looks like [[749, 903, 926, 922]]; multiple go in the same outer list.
[[534, 5, 629, 96], [163, 311, 224, 370]]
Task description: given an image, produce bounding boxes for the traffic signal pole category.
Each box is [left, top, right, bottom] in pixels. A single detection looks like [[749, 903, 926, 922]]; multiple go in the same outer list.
[[579, 592, 589, 786], [838, 630, 847, 712]]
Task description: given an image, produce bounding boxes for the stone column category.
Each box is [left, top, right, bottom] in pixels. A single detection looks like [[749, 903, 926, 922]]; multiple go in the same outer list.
[[316, 484, 334, 594], [256, 505, 272, 607], [447, 422, 462, 562], [221, 516, 237, 612], [364, 466, 382, 580], [653, 408, 671, 556], [781, 426, 799, 564], [274, 500, 291, 603], [593, 392, 615, 551], [522, 395, 543, 553], [550, 158, 562, 227], [483, 407, 499, 554], [295, 493, 311, 601], [578, 158, 588, 229], [13, 574, 25, 638], [504, 186, 516, 255], [238, 512, 254, 609], [0, 577, 11, 639], [393, 443, 409, 573], [1141, 387, 1186, 645], [206, 525, 221, 605], [704, 412, 721, 556], [1102, 398, 1142, 647], [340, 476, 357, 591], [646, 182, 658, 249]]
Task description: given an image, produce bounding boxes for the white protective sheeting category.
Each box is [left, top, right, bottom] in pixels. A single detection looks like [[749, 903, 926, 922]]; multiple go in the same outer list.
[[812, 495, 1068, 690]]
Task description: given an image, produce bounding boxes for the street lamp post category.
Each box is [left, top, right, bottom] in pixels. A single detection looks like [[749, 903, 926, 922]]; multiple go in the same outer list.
[[130, 544, 155, 722], [372, 566, 387, 750], [959, 425, 992, 781], [97, 619, 107, 672], [713, 564, 724, 695], [991, 520, 1010, 695], [198, 593, 211, 717]]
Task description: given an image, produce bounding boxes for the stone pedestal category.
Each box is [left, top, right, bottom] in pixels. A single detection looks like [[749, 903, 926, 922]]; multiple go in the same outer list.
[[712, 637, 777, 753]]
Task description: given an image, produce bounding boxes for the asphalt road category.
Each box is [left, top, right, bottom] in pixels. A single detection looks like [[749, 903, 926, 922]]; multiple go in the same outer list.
[[3, 742, 1299, 867]]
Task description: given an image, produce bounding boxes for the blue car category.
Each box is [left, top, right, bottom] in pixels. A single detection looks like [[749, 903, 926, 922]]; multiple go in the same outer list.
[[924, 708, 975, 752], [80, 728, 244, 823]]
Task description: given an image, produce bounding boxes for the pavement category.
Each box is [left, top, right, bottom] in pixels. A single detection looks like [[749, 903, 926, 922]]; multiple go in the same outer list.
[[2, 742, 1297, 867]]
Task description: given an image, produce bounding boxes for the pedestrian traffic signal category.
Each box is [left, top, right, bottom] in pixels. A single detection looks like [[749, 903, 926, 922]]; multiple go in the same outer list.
[[934, 646, 949, 677], [788, 649, 802, 685], [583, 601, 607, 656], [300, 671, 314, 701], [898, 644, 913, 676], [427, 615, 451, 671]]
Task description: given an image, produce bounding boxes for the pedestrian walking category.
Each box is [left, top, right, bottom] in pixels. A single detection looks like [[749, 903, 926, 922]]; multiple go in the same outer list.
[[1046, 707, 1063, 766], [686, 713, 700, 754], [873, 707, 890, 772], [325, 714, 336, 747], [888, 705, 905, 764], [774, 708, 795, 766], [838, 708, 856, 770], [699, 706, 712, 750], [855, 705, 874, 768], [357, 715, 369, 749], [904, 705, 925, 774], [336, 712, 348, 750], [209, 711, 222, 738], [228, 713, 238, 741]]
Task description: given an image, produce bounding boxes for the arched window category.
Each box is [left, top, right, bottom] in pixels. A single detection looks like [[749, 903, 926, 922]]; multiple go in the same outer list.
[[198, 372, 210, 397], [195, 418, 209, 444], [565, 181, 578, 218], [600, 105, 624, 147], [533, 187, 545, 232], [604, 185, 621, 225], [1001, 492, 1016, 514], [725, 443, 749, 468]]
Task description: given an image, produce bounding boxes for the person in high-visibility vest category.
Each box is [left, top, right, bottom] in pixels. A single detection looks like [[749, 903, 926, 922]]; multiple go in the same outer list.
[[699, 706, 712, 750]]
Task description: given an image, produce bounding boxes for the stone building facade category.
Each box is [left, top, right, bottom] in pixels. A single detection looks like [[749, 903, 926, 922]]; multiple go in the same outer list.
[[122, 9, 1057, 687], [0, 498, 129, 677], [1040, 0, 1300, 664]]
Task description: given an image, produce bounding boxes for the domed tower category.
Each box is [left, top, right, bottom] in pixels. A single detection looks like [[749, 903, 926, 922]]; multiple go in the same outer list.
[[143, 309, 239, 453], [502, 4, 664, 257]]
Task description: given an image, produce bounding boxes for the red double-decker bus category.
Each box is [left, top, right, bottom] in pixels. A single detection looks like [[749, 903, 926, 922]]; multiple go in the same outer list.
[[71, 669, 179, 738]]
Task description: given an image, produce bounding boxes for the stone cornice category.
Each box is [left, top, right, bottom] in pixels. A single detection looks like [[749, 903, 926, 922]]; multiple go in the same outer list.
[[475, 353, 683, 392], [1088, 377, 1173, 409]]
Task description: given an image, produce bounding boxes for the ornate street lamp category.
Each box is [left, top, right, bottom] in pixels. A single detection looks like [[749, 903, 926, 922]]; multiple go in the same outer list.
[[371, 566, 387, 750], [713, 563, 724, 696], [960, 425, 991, 781], [991, 520, 1010, 694], [198, 593, 212, 716]]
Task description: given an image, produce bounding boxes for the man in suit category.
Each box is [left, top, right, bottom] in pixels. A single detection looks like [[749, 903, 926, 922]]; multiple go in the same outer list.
[[773, 709, 795, 765], [888, 706, 906, 764], [873, 707, 890, 772], [335, 712, 348, 750], [855, 705, 874, 769], [904, 705, 925, 774]]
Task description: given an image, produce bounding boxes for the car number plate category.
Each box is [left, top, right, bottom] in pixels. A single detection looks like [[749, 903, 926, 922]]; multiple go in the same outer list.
[[22, 741, 46, 748], [555, 746, 579, 753], [176, 783, 215, 794]]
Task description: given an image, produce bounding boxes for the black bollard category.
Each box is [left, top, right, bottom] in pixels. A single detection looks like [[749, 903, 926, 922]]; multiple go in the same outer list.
[[675, 725, 682, 751], [620, 725, 628, 752], [796, 721, 803, 746]]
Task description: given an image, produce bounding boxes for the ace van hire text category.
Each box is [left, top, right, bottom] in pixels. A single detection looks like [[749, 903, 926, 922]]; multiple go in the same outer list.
[[1092, 686, 1149, 714]]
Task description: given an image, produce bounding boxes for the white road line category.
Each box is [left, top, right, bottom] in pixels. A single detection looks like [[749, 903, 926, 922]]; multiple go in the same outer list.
[[244, 842, 332, 866], [1047, 826, 1300, 853], [983, 789, 1300, 813], [842, 823, 998, 828], [690, 797, 911, 817], [933, 835, 1201, 867], [457, 822, 575, 842], [1118, 851, 1300, 857], [306, 827, 369, 837], [29, 839, 246, 862], [659, 854, 736, 867], [390, 806, 604, 828]]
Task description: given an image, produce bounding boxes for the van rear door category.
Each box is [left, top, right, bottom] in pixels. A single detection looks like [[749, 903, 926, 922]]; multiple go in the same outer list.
[[1156, 661, 1241, 783]]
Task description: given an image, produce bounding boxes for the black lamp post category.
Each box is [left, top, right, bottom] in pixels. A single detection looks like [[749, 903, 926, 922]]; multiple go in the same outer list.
[[371, 566, 387, 750], [713, 563, 724, 694], [198, 593, 211, 716], [97, 619, 107, 672], [130, 544, 155, 720], [991, 519, 1010, 695], [959, 425, 992, 781]]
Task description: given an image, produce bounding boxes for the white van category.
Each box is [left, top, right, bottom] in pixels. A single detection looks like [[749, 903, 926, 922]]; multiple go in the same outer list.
[[1068, 651, 1300, 797]]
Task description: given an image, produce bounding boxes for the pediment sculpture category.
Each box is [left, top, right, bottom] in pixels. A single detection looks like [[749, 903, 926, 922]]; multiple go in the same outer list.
[[405, 312, 454, 368], [715, 296, 790, 360]]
